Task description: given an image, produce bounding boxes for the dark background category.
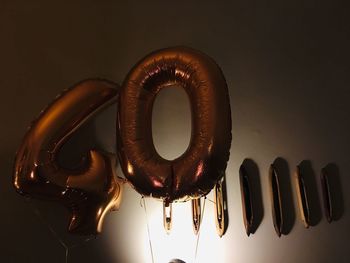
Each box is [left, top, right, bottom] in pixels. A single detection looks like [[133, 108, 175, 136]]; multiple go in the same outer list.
[[0, 1, 349, 262]]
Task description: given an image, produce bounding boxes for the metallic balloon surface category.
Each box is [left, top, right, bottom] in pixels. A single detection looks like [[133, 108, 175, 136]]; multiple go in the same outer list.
[[14, 79, 123, 235], [117, 47, 232, 202]]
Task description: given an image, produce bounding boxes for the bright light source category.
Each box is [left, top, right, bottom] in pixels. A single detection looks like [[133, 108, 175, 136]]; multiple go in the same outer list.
[[141, 193, 226, 263]]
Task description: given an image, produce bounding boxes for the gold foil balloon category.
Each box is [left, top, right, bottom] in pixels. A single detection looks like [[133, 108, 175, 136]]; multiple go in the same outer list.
[[13, 79, 123, 235], [117, 47, 232, 203]]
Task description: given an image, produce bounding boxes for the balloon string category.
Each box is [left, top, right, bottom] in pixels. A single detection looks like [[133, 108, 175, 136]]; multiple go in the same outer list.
[[141, 197, 155, 263], [64, 236, 96, 263], [207, 198, 215, 204], [26, 198, 96, 263], [194, 197, 206, 263], [25, 198, 69, 263]]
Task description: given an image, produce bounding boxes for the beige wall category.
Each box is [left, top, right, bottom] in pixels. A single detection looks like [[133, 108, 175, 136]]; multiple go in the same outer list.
[[0, 1, 349, 262]]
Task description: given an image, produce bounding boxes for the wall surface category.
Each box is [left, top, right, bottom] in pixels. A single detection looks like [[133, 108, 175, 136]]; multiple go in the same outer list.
[[0, 1, 349, 263]]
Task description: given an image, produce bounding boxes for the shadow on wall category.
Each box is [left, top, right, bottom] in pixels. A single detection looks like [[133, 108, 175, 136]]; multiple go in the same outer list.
[[241, 158, 264, 235], [322, 163, 344, 222], [272, 157, 296, 235], [297, 160, 323, 227], [239, 157, 345, 236]]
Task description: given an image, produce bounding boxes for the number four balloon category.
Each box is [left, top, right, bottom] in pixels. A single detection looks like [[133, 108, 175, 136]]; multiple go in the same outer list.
[[14, 47, 232, 236]]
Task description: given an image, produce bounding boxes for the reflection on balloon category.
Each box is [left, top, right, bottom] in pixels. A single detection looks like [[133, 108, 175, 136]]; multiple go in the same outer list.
[[13, 79, 124, 235]]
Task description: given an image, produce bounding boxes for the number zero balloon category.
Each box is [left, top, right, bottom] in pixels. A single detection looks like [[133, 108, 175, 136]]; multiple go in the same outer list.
[[117, 46, 232, 203]]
